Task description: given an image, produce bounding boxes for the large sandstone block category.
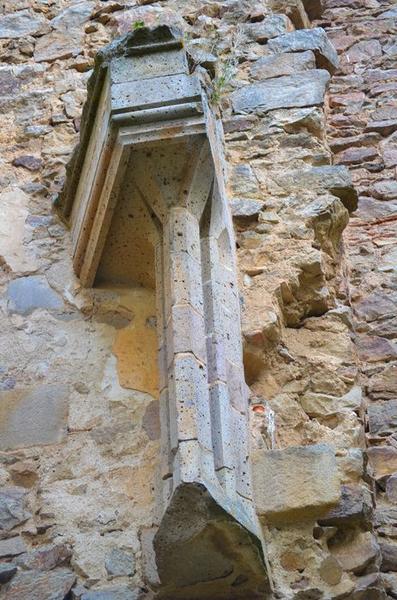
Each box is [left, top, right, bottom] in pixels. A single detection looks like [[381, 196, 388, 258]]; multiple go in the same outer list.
[[231, 70, 330, 114], [252, 444, 340, 524]]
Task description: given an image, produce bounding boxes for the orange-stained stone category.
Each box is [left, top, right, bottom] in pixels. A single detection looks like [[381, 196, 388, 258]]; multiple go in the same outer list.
[[113, 287, 159, 398]]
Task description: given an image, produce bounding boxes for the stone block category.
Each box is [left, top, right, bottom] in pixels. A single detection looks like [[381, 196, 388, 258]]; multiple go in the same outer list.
[[0, 535, 27, 558], [0, 487, 30, 533], [329, 531, 380, 575], [81, 589, 141, 600], [4, 568, 76, 600], [366, 446, 397, 481], [275, 165, 358, 212], [231, 70, 330, 115], [252, 444, 340, 524], [111, 73, 201, 114], [369, 401, 397, 437], [7, 276, 63, 315], [0, 10, 46, 38], [166, 304, 206, 366], [0, 385, 68, 451], [318, 485, 373, 527], [268, 27, 339, 73], [380, 543, 397, 573], [230, 198, 265, 218], [250, 50, 316, 81], [0, 562, 17, 584], [242, 14, 292, 43]]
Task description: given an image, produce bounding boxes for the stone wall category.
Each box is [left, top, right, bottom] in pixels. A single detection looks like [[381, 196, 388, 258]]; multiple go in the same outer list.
[[0, 0, 395, 599]]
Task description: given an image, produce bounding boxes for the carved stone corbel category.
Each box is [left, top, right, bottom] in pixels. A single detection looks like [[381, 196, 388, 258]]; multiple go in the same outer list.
[[57, 25, 271, 599]]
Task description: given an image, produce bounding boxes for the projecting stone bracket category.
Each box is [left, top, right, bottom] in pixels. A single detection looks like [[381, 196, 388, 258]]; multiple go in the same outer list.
[[57, 25, 271, 598]]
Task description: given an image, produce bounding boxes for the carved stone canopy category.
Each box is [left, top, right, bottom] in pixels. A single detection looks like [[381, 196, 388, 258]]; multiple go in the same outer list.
[[57, 25, 271, 599]]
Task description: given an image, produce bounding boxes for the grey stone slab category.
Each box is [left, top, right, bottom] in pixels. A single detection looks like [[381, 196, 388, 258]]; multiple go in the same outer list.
[[268, 27, 339, 73], [0, 10, 46, 39], [4, 568, 76, 600], [82, 589, 140, 600], [250, 50, 316, 81], [0, 385, 68, 451], [0, 536, 27, 558], [231, 70, 330, 114], [274, 165, 358, 212], [0, 487, 30, 533], [111, 73, 201, 113], [110, 50, 188, 84], [0, 562, 17, 584], [7, 276, 63, 315], [242, 14, 291, 43], [230, 198, 265, 218], [105, 548, 136, 577], [50, 2, 95, 30], [368, 401, 397, 436]]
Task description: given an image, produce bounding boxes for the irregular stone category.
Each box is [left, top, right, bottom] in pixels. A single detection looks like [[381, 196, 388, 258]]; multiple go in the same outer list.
[[231, 70, 330, 114], [105, 548, 135, 577], [270, 0, 311, 29], [0, 10, 46, 39], [349, 573, 386, 600], [372, 180, 397, 200], [0, 487, 30, 533], [0, 536, 27, 558], [7, 276, 63, 315], [81, 588, 140, 600], [142, 400, 160, 441], [386, 474, 397, 504], [0, 562, 17, 584], [4, 568, 76, 600], [0, 385, 69, 451], [318, 555, 342, 586], [318, 485, 373, 527], [367, 446, 397, 481], [346, 39, 382, 64], [242, 14, 292, 43], [381, 132, 397, 168], [250, 51, 316, 81], [329, 531, 380, 575], [356, 336, 397, 363], [368, 365, 397, 400], [252, 444, 340, 524], [0, 188, 39, 274], [230, 164, 260, 196], [16, 543, 72, 571], [12, 155, 43, 172], [300, 386, 362, 418], [275, 165, 358, 211], [51, 2, 95, 30], [230, 198, 265, 218], [268, 27, 339, 73], [335, 146, 379, 165], [354, 291, 397, 322], [368, 401, 397, 437], [34, 31, 83, 63], [380, 543, 397, 572]]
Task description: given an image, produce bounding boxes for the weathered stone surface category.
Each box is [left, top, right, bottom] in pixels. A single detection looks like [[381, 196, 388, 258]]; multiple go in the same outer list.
[[268, 28, 339, 73], [3, 568, 76, 600], [386, 474, 397, 504], [0, 188, 38, 274], [356, 336, 397, 363], [34, 31, 83, 63], [380, 543, 397, 572], [81, 588, 141, 600], [0, 487, 30, 533], [0, 10, 46, 39], [250, 50, 316, 80], [0, 536, 27, 558], [368, 401, 397, 437], [0, 385, 68, 451], [274, 165, 358, 211], [7, 276, 63, 315], [367, 447, 397, 481], [349, 573, 386, 600], [252, 444, 340, 524], [154, 483, 270, 599], [318, 555, 342, 586], [51, 2, 95, 30], [318, 485, 373, 527], [105, 548, 135, 577], [230, 198, 265, 218], [242, 14, 292, 43], [329, 531, 380, 575], [12, 155, 43, 172], [0, 562, 17, 584], [231, 70, 330, 114], [300, 386, 362, 418], [16, 543, 72, 571]]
